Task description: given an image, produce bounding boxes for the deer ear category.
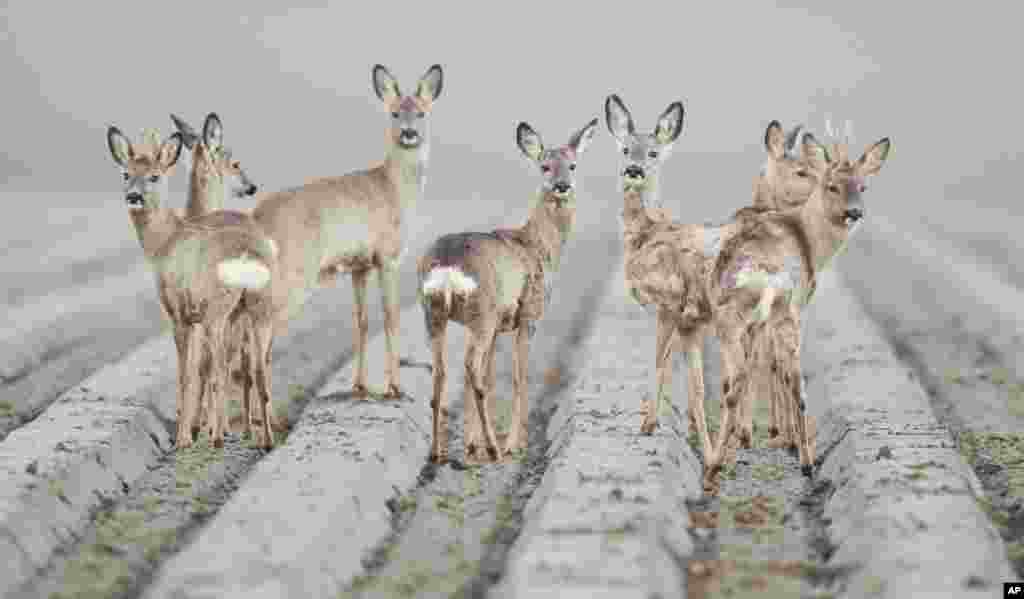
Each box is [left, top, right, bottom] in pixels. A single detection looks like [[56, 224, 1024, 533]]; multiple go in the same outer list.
[[568, 118, 599, 156], [157, 132, 185, 170], [653, 101, 684, 145], [170, 114, 199, 150], [764, 120, 785, 159], [516, 122, 544, 162], [372, 64, 401, 104], [801, 132, 831, 171], [107, 126, 133, 167], [856, 137, 891, 177], [783, 124, 806, 159], [604, 94, 635, 143], [416, 64, 443, 103], [202, 112, 224, 153]]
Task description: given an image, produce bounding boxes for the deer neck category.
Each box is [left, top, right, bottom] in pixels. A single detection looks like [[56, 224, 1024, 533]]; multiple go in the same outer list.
[[750, 167, 776, 210], [796, 188, 848, 272], [621, 183, 658, 238], [384, 143, 429, 212], [185, 163, 225, 220], [520, 190, 573, 274], [129, 205, 183, 261]]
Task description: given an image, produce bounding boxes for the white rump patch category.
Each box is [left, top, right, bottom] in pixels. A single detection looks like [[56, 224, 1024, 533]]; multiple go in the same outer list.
[[217, 257, 271, 290], [422, 266, 478, 310]]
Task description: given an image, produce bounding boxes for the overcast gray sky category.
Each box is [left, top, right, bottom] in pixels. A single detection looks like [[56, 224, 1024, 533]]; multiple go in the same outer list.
[[1, 2, 1020, 232]]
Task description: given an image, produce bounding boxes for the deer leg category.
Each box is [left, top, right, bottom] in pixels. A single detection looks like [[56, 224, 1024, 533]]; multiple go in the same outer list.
[[736, 327, 766, 450], [252, 320, 276, 450], [465, 323, 501, 462], [505, 325, 530, 454], [178, 324, 205, 450], [429, 324, 449, 464], [172, 326, 189, 448], [208, 315, 234, 449], [679, 328, 714, 460], [643, 308, 676, 435], [705, 325, 748, 494], [350, 269, 371, 396], [379, 261, 403, 398], [777, 309, 814, 475], [239, 329, 254, 440]]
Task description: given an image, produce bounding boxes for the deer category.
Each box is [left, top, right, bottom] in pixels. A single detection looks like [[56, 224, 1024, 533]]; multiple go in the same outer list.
[[106, 126, 280, 450], [244, 64, 443, 400], [417, 117, 599, 464], [604, 94, 841, 493], [704, 127, 891, 486], [658, 121, 821, 454], [170, 112, 283, 445]]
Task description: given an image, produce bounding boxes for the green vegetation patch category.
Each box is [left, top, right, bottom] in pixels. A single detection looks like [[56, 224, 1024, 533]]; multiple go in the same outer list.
[[50, 509, 176, 599], [959, 432, 1024, 497], [0, 399, 15, 417]]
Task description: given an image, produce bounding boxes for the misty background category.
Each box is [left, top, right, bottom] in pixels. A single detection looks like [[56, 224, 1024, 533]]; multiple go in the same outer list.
[[0, 1, 1020, 257]]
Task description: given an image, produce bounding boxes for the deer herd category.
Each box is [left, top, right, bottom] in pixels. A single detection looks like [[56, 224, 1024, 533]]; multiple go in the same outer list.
[[105, 64, 890, 493]]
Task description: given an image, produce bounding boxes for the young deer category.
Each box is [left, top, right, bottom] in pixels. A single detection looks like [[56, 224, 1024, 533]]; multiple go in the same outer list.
[[706, 130, 891, 482], [106, 127, 279, 449], [651, 121, 820, 452], [248, 64, 443, 399], [170, 112, 283, 444], [605, 95, 823, 484], [417, 118, 598, 464]]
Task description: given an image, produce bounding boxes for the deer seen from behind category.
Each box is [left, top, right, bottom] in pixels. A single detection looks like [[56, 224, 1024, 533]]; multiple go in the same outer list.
[[417, 117, 599, 464]]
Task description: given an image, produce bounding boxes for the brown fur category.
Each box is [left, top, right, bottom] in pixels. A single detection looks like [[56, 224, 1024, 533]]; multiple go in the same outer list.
[[418, 119, 596, 464], [248, 64, 443, 399], [704, 132, 891, 483], [178, 114, 283, 448], [107, 127, 279, 450]]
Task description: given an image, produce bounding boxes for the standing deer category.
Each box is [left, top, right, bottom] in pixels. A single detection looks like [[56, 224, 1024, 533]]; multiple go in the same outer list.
[[170, 112, 282, 445], [417, 118, 598, 464], [605, 94, 841, 493], [246, 64, 443, 399], [651, 120, 821, 453], [706, 129, 891, 484], [106, 126, 279, 449]]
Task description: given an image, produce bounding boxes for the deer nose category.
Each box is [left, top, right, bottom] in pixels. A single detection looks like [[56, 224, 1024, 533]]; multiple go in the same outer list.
[[126, 192, 144, 205], [245, 184, 258, 196], [552, 181, 572, 194], [844, 207, 864, 222], [624, 165, 644, 179], [400, 129, 419, 139]]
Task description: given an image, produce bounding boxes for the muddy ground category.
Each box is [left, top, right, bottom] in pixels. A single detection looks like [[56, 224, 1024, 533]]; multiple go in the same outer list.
[[1, 185, 1021, 598]]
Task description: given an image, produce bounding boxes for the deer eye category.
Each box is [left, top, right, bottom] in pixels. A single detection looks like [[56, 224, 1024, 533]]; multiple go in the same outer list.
[[569, 163, 577, 171], [417, 111, 425, 118], [827, 184, 840, 194], [391, 111, 399, 118], [541, 164, 551, 173], [122, 172, 130, 181], [149, 175, 160, 183], [648, 150, 659, 159], [622, 147, 629, 156], [795, 169, 809, 178], [232, 161, 240, 170]]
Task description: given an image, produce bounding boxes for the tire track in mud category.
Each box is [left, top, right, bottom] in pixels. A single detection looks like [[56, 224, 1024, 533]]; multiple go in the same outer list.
[[334, 236, 618, 599], [841, 221, 1024, 579]]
